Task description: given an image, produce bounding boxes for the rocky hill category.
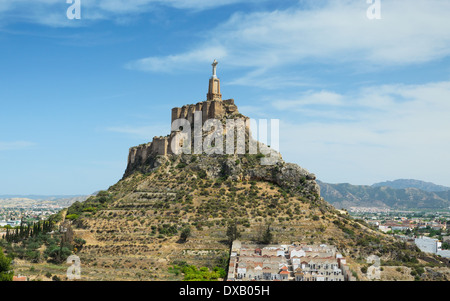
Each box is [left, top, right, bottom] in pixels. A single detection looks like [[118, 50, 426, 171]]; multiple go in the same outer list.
[[47, 93, 448, 281], [58, 98, 351, 280], [60, 152, 445, 281], [318, 181, 450, 210], [6, 69, 450, 281]]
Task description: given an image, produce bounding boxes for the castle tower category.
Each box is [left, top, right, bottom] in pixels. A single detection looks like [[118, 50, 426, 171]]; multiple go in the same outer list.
[[206, 59, 222, 101]]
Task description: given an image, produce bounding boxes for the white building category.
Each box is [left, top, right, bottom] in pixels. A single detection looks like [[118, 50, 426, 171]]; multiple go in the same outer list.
[[290, 249, 306, 258], [7, 220, 21, 227], [415, 236, 438, 254], [378, 225, 390, 233], [437, 250, 450, 258]]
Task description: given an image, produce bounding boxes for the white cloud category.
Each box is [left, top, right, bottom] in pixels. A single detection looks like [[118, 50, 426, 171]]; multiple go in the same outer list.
[[125, 45, 228, 73], [0, 141, 35, 151], [0, 0, 259, 27], [128, 0, 450, 82], [106, 124, 168, 140], [92, 0, 257, 13], [274, 91, 345, 110], [227, 68, 315, 89]]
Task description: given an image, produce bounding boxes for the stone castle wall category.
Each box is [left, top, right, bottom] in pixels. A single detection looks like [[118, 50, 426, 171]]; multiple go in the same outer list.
[[127, 98, 241, 170], [171, 99, 236, 125]]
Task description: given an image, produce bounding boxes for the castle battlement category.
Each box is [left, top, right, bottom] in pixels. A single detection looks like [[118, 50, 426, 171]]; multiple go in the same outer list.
[[171, 98, 237, 125]]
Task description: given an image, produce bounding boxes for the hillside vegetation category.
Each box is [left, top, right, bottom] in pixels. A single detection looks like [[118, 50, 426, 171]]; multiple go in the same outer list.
[[31, 153, 449, 281]]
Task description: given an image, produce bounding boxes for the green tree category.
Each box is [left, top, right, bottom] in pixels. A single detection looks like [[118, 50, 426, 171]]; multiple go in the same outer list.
[[46, 242, 72, 264], [0, 247, 13, 281], [73, 238, 87, 252], [261, 226, 273, 244], [179, 227, 191, 243], [213, 266, 226, 279], [226, 222, 241, 244], [442, 242, 450, 250]]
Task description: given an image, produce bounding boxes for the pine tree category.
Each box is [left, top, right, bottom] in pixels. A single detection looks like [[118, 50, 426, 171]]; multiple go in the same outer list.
[[261, 226, 273, 244], [0, 247, 13, 281], [226, 221, 241, 244]]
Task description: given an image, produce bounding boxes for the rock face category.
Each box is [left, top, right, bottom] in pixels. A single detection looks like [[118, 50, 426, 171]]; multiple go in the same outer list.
[[124, 152, 320, 201], [124, 97, 321, 198]]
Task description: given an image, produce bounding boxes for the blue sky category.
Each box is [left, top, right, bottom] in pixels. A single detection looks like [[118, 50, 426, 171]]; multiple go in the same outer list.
[[1, 0, 450, 195]]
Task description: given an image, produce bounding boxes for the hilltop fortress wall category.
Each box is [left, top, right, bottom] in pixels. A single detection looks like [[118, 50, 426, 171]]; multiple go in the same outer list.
[[126, 98, 241, 172], [171, 98, 236, 125]]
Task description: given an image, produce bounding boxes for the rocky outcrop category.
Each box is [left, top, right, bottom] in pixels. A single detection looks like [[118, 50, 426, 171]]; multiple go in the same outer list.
[[123, 97, 321, 199], [124, 152, 321, 199]]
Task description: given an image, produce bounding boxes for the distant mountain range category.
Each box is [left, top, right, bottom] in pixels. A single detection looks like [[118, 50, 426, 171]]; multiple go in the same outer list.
[[372, 179, 450, 192], [318, 179, 450, 210], [0, 195, 87, 200], [0, 195, 92, 208]]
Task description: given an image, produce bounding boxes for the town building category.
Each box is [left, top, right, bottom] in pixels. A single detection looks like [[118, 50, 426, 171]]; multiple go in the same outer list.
[[227, 241, 351, 281], [414, 236, 450, 258]]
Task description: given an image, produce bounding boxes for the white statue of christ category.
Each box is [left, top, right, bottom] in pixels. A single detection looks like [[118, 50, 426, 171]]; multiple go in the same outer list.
[[212, 59, 218, 78]]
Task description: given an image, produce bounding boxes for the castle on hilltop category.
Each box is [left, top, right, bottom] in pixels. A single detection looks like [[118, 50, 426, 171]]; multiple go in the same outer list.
[[127, 60, 246, 170]]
